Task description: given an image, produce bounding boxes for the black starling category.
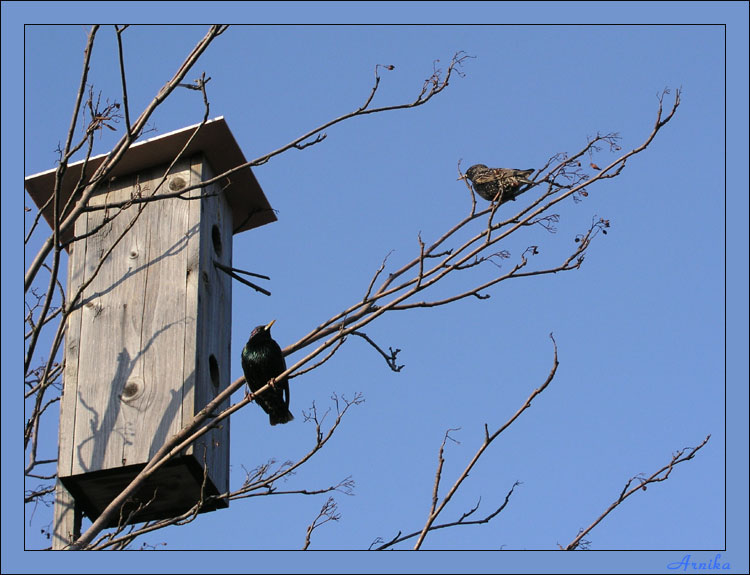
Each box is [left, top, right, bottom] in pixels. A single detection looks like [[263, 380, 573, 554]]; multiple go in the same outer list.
[[464, 164, 535, 203], [241, 320, 294, 425]]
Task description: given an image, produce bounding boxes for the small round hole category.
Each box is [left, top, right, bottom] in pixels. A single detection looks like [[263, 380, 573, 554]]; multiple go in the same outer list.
[[212, 225, 222, 257], [209, 354, 220, 388]]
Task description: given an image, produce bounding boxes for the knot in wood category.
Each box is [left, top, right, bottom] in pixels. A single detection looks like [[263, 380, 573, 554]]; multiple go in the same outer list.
[[169, 175, 187, 191], [121, 378, 144, 403]]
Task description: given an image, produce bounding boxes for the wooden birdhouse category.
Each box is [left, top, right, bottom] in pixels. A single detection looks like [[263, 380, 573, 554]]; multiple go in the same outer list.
[[25, 118, 275, 547]]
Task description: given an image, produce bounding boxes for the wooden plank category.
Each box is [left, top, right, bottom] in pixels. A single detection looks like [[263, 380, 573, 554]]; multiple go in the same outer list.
[[71, 172, 146, 473], [51, 480, 82, 549], [183, 155, 231, 495], [192, 159, 217, 469], [71, 163, 199, 472], [59, 157, 230, 517], [181, 156, 203, 450], [213, 178, 233, 494], [58, 219, 88, 477], [125, 159, 192, 462], [197, 159, 232, 493], [55, 234, 87, 548]]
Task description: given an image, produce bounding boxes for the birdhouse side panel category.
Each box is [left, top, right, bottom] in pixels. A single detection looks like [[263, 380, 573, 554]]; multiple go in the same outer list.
[[123, 160, 195, 463], [181, 155, 231, 494], [68, 172, 150, 474], [66, 162, 194, 475], [198, 157, 232, 492], [58, 228, 88, 477], [54, 235, 88, 548], [181, 158, 202, 420]]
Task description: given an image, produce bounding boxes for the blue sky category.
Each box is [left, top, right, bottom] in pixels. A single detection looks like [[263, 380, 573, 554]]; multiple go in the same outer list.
[[4, 2, 748, 574]]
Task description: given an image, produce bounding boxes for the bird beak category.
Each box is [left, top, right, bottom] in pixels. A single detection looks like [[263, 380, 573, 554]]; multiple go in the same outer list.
[[265, 319, 276, 331], [457, 174, 467, 181]]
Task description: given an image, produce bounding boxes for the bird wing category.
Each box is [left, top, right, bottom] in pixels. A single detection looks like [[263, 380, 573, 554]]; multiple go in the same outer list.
[[264, 343, 290, 408], [471, 171, 501, 185], [489, 168, 535, 184], [489, 168, 515, 178], [278, 354, 290, 409]]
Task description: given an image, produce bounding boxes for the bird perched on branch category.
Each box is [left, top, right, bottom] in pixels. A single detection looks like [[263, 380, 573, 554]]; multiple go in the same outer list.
[[241, 320, 294, 425], [464, 164, 535, 203]]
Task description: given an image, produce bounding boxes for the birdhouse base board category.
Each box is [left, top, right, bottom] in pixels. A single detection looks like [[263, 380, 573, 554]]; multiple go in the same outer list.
[[59, 456, 228, 528]]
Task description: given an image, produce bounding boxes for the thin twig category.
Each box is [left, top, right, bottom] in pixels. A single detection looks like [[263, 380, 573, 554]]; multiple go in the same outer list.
[[350, 331, 404, 372], [90, 396, 361, 550], [564, 434, 711, 550], [372, 481, 521, 550], [413, 334, 558, 549], [25, 25, 228, 292], [114, 25, 132, 132], [213, 261, 271, 296], [302, 497, 341, 550]]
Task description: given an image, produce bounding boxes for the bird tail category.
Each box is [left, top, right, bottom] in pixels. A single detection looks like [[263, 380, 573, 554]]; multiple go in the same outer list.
[[517, 169, 535, 184], [270, 409, 294, 426]]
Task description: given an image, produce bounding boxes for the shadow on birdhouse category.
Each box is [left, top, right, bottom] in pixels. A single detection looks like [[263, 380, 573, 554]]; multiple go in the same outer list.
[[25, 118, 275, 547]]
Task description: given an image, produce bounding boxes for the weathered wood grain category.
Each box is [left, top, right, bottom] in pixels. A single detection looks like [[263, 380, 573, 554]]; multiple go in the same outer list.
[[59, 156, 231, 525]]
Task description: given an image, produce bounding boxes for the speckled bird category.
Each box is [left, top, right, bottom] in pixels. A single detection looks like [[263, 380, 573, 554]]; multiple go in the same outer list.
[[241, 320, 294, 425], [464, 164, 535, 203]]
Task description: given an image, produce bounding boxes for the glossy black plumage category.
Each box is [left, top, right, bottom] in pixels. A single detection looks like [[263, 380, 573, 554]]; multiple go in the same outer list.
[[241, 320, 293, 425], [464, 164, 535, 203]]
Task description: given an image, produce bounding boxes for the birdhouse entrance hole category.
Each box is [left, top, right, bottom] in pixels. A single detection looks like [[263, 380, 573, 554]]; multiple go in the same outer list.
[[212, 224, 223, 257]]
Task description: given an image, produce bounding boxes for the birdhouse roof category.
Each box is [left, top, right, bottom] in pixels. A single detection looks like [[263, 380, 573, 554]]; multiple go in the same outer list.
[[24, 117, 276, 247]]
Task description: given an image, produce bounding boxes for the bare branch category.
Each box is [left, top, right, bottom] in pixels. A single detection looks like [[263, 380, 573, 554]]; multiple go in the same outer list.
[[114, 25, 131, 132], [283, 86, 680, 356], [213, 261, 271, 296], [564, 434, 710, 550], [431, 429, 461, 516], [350, 331, 404, 372], [359, 63, 395, 112], [289, 336, 347, 379], [372, 481, 521, 550], [413, 334, 558, 549], [302, 497, 341, 550], [176, 52, 473, 185], [25, 25, 228, 292], [362, 250, 394, 303], [26, 25, 683, 551], [89, 395, 361, 550], [25, 485, 56, 504], [294, 133, 327, 150], [75, 389, 361, 548]]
